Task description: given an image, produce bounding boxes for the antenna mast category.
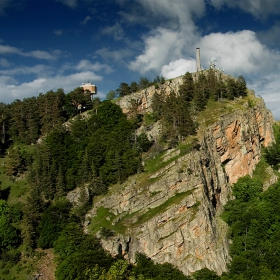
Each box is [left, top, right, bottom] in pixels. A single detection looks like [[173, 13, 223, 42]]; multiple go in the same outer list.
[[196, 48, 202, 72]]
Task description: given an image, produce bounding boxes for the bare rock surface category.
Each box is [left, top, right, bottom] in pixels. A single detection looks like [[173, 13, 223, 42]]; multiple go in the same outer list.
[[86, 82, 274, 276]]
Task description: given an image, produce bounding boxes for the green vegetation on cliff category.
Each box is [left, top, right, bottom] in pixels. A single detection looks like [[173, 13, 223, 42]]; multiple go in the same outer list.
[[0, 70, 276, 280]]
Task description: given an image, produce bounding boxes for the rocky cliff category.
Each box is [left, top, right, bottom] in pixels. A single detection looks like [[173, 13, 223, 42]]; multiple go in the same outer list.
[[115, 75, 184, 115], [85, 83, 274, 276]]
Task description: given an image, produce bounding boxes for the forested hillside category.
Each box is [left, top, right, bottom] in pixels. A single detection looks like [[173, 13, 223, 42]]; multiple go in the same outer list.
[[0, 69, 279, 280]]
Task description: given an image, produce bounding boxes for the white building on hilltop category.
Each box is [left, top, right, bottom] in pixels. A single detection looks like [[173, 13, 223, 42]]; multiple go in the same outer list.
[[80, 82, 97, 94]]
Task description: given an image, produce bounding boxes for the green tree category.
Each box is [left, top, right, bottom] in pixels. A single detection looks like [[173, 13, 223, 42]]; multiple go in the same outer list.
[[116, 83, 131, 97], [179, 72, 194, 103], [225, 78, 237, 99], [0, 215, 20, 252], [106, 90, 117, 100], [130, 81, 140, 93], [106, 259, 131, 280], [0, 200, 21, 252], [236, 76, 247, 97], [139, 77, 151, 89], [0, 103, 9, 153], [151, 92, 164, 120], [193, 73, 209, 111], [38, 89, 66, 134], [65, 87, 92, 116], [37, 199, 72, 249], [55, 235, 113, 280], [232, 175, 262, 202], [193, 268, 220, 280], [54, 222, 84, 261]]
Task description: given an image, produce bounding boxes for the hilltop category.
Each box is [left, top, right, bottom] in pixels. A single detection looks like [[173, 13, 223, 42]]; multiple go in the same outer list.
[[0, 69, 279, 280]]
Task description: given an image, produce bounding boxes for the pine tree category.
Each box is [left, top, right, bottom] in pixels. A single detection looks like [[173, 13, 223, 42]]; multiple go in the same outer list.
[[56, 165, 66, 198], [194, 73, 208, 111], [226, 78, 237, 99], [79, 150, 92, 184], [116, 83, 131, 97], [179, 72, 194, 103], [0, 103, 9, 153], [130, 81, 140, 93], [151, 91, 164, 120], [237, 75, 247, 97]]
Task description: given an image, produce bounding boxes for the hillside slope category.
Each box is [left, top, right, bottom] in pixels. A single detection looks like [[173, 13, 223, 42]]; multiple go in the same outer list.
[[85, 84, 274, 275]]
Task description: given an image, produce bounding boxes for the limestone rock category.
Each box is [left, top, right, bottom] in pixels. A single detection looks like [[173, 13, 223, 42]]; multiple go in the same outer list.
[[67, 186, 90, 207], [86, 89, 274, 276]]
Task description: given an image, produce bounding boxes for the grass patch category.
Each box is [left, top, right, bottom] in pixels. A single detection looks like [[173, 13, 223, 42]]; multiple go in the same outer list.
[[133, 190, 193, 226], [149, 190, 161, 196], [196, 94, 257, 132], [144, 150, 167, 173], [90, 191, 195, 235], [89, 206, 137, 235], [143, 112, 157, 125], [0, 158, 30, 205], [0, 248, 51, 280], [89, 207, 117, 235], [189, 202, 201, 222], [158, 230, 177, 241], [144, 137, 198, 174]]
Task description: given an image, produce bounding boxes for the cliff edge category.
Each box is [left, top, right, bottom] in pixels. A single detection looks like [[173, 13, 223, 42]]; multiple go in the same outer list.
[[85, 85, 274, 275]]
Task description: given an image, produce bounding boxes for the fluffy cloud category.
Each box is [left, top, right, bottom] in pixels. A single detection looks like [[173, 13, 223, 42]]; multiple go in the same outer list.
[[0, 75, 16, 86], [0, 44, 20, 55], [101, 23, 124, 41], [0, 60, 110, 103], [76, 60, 113, 74], [0, 44, 56, 60], [210, 0, 280, 18], [1, 71, 103, 103], [0, 64, 52, 76], [198, 30, 280, 75], [126, 0, 204, 74], [26, 50, 55, 60], [161, 58, 196, 79], [129, 27, 195, 74], [0, 58, 11, 67]]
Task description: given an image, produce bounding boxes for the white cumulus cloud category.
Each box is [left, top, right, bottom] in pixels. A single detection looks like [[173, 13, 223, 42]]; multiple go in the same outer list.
[[0, 59, 109, 103], [129, 27, 193, 74], [161, 58, 196, 79], [126, 0, 205, 74], [210, 0, 280, 18], [1, 71, 103, 103], [198, 30, 280, 75]]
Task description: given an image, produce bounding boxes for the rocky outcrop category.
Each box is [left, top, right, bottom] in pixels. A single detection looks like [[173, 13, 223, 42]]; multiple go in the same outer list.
[[85, 97, 274, 276], [115, 76, 184, 115]]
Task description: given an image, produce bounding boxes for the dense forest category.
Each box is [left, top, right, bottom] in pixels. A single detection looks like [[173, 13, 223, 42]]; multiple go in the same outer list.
[[1, 69, 279, 280]]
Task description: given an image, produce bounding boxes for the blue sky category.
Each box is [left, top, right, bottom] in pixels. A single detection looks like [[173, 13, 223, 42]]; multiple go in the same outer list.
[[1, 0, 280, 118]]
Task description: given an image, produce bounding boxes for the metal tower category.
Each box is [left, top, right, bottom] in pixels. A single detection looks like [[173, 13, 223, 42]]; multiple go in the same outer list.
[[196, 48, 202, 72]]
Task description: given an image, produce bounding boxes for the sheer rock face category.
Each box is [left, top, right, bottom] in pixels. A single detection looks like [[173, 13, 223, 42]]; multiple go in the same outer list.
[[207, 102, 274, 184], [115, 76, 183, 115], [86, 97, 274, 276]]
